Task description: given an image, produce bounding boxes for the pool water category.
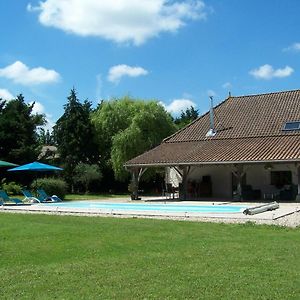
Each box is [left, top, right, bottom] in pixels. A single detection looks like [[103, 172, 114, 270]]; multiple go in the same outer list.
[[43, 201, 246, 213]]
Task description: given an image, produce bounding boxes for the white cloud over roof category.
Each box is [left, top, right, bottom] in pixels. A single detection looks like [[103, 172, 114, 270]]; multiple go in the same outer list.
[[28, 0, 207, 45], [222, 82, 232, 89], [0, 61, 60, 86], [249, 64, 294, 80], [108, 64, 148, 83], [207, 89, 217, 97], [0, 88, 14, 100], [283, 42, 300, 52], [160, 98, 196, 114]]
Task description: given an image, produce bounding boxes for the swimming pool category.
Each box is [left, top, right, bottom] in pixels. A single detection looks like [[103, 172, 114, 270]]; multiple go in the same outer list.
[[42, 201, 246, 213]]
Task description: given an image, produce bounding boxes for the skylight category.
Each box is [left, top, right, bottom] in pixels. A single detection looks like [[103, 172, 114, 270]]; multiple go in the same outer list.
[[283, 121, 300, 131]]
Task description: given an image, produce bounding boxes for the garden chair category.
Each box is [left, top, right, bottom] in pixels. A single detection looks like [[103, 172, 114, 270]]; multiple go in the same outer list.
[[37, 189, 62, 202], [22, 190, 40, 203], [0, 190, 23, 205]]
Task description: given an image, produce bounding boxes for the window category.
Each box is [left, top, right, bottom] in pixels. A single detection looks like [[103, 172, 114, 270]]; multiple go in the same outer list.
[[283, 121, 300, 131], [271, 171, 292, 188]]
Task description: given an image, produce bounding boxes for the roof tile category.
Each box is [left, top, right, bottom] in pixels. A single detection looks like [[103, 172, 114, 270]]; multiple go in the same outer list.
[[126, 90, 300, 167]]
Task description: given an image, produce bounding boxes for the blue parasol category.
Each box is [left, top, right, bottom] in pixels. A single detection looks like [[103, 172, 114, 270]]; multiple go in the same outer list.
[[8, 161, 63, 172], [0, 160, 18, 167]]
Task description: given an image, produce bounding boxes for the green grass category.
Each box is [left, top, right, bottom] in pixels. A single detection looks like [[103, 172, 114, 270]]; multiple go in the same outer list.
[[13, 193, 129, 201], [1, 214, 300, 299], [64, 193, 129, 201]]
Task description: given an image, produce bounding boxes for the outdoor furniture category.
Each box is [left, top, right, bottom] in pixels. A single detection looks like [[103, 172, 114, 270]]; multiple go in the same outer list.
[[164, 183, 176, 199], [279, 185, 297, 201], [8, 161, 63, 172], [22, 190, 40, 203], [0, 160, 18, 167], [37, 189, 62, 202], [199, 175, 212, 197], [241, 185, 261, 200], [262, 185, 280, 200], [0, 190, 23, 205]]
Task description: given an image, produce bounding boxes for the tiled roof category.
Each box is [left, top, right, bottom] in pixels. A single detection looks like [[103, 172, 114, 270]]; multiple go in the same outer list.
[[166, 89, 300, 142], [126, 90, 300, 167]]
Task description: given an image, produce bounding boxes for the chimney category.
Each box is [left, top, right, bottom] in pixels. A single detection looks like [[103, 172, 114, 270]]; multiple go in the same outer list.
[[206, 96, 216, 137]]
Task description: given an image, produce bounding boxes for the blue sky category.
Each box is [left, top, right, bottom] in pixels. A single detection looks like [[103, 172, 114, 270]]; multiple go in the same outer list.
[[0, 0, 300, 129]]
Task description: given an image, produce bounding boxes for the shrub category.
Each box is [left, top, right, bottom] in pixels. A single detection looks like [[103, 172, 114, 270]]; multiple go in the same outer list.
[[31, 178, 68, 200], [73, 163, 102, 193], [1, 178, 23, 195]]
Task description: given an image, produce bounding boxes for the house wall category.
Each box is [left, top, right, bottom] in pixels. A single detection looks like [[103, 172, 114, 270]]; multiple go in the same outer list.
[[246, 163, 298, 190], [187, 165, 232, 199], [166, 163, 299, 200]]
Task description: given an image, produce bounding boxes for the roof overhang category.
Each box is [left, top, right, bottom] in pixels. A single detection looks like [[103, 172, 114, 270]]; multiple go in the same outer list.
[[125, 135, 300, 169], [125, 158, 300, 169]]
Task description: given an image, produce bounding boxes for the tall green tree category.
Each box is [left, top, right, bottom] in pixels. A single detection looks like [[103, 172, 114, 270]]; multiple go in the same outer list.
[[53, 88, 99, 190], [92, 96, 138, 163], [0, 94, 45, 163], [38, 128, 54, 146], [174, 106, 199, 129], [92, 97, 176, 180]]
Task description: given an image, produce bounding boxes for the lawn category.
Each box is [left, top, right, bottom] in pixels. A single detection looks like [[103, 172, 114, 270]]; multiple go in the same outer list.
[[64, 193, 129, 201], [13, 193, 129, 202], [1, 213, 299, 299]]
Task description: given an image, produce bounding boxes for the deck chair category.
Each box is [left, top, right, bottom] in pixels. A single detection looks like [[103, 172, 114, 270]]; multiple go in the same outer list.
[[164, 183, 176, 199], [0, 190, 23, 205], [22, 190, 40, 203], [37, 189, 62, 202]]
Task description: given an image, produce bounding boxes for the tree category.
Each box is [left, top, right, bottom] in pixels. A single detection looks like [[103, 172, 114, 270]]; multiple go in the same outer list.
[[38, 128, 54, 146], [92, 96, 139, 163], [53, 89, 99, 191], [73, 163, 102, 193], [174, 106, 199, 129], [92, 97, 176, 180], [0, 94, 45, 163]]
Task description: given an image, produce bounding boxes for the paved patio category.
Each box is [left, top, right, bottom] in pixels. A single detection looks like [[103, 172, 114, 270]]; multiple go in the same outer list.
[[1, 196, 300, 227]]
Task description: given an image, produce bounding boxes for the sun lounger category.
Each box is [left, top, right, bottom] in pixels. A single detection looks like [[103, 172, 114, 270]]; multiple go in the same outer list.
[[37, 189, 62, 202], [0, 190, 23, 205], [22, 190, 40, 203]]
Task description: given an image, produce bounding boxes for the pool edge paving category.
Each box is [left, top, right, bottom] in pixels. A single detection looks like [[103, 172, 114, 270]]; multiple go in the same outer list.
[[1, 197, 300, 227]]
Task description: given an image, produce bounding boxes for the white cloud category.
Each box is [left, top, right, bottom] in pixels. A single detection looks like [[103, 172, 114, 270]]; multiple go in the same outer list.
[[108, 64, 148, 83], [28, 0, 207, 45], [207, 89, 217, 97], [160, 98, 196, 114], [0, 61, 60, 86], [30, 101, 45, 115], [222, 82, 232, 89], [249, 64, 294, 80], [283, 42, 300, 52], [30, 101, 55, 131], [0, 88, 14, 100]]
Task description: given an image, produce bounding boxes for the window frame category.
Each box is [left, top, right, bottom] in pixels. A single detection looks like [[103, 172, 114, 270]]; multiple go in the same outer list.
[[282, 121, 300, 131]]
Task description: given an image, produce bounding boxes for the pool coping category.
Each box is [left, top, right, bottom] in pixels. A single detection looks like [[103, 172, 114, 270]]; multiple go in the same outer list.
[[1, 197, 300, 227]]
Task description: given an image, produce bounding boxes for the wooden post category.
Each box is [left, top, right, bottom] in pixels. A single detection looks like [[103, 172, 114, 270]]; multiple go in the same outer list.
[[181, 166, 190, 200], [130, 167, 147, 200], [130, 169, 139, 200], [232, 165, 245, 201]]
